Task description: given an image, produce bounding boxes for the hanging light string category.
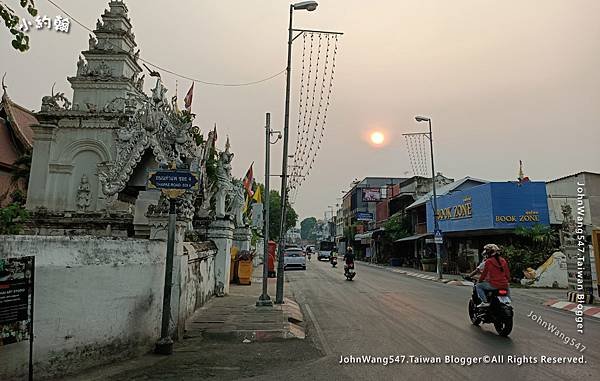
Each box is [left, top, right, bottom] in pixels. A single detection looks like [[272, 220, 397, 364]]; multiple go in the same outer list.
[[45, 0, 286, 87]]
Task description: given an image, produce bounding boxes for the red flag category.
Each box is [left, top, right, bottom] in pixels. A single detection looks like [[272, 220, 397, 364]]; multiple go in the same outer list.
[[184, 82, 194, 112], [243, 163, 254, 196]]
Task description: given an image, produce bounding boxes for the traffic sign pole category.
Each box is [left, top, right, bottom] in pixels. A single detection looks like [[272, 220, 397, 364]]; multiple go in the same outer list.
[[155, 197, 177, 355]]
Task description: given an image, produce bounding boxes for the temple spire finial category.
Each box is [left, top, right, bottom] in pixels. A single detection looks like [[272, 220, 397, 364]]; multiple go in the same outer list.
[[1, 72, 7, 97]]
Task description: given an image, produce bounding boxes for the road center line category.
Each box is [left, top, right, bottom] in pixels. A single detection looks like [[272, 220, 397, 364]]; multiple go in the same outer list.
[[304, 303, 333, 356]]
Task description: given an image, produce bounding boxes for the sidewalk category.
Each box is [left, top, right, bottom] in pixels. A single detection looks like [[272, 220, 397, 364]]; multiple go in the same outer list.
[[189, 274, 305, 341]]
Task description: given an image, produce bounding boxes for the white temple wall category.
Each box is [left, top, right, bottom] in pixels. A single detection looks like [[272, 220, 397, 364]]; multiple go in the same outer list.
[[0, 235, 215, 380]]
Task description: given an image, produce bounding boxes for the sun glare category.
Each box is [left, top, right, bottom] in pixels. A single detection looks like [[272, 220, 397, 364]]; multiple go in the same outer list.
[[370, 131, 385, 145]]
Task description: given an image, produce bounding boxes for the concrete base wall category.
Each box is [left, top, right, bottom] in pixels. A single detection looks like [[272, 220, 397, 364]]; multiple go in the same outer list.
[[0, 235, 215, 380]]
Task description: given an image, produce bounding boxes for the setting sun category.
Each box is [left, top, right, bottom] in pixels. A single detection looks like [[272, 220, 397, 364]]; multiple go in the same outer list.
[[370, 131, 385, 145]]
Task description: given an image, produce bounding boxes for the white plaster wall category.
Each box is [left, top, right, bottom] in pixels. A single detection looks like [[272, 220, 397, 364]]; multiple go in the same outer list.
[[0, 235, 216, 380], [0, 236, 164, 379]]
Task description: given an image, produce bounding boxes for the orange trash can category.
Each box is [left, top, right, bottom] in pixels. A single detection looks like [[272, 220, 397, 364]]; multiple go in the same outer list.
[[237, 250, 254, 285]]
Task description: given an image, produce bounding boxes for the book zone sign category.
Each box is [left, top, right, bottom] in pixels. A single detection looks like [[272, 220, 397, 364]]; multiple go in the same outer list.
[[436, 197, 473, 221]]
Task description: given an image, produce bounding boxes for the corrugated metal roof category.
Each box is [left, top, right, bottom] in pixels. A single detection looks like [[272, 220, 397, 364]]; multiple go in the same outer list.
[[405, 177, 489, 210]]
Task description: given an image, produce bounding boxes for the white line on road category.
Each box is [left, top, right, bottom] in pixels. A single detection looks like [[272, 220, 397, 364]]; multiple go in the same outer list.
[[304, 303, 333, 356]]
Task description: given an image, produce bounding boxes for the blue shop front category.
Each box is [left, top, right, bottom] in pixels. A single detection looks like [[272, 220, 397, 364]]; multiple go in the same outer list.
[[425, 181, 550, 272]]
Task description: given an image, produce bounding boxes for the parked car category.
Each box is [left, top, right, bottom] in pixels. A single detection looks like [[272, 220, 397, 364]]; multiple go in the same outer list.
[[283, 247, 306, 270]]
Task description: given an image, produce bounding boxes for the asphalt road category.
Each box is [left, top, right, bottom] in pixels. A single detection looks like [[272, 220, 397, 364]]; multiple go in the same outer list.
[[253, 259, 600, 381]]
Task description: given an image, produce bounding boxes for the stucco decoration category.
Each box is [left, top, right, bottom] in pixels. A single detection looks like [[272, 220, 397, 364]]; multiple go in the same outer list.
[[97, 77, 202, 213], [41, 87, 72, 112], [76, 175, 91, 211], [213, 137, 233, 218], [229, 179, 246, 227], [76, 55, 89, 76]]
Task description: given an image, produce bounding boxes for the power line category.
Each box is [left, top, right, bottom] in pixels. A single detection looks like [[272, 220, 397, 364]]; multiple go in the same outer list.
[[45, 0, 285, 87]]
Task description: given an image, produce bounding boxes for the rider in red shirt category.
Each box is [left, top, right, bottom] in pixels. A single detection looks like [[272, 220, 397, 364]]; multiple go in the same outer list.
[[476, 244, 510, 307]]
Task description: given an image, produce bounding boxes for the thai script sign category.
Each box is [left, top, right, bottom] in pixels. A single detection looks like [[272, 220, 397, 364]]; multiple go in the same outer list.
[[0, 256, 34, 346]]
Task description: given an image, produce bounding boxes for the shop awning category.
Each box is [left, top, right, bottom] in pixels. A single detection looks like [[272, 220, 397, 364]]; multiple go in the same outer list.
[[354, 228, 385, 241], [395, 233, 430, 242]]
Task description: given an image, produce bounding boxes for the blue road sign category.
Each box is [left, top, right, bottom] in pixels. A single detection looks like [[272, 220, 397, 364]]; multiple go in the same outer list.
[[434, 229, 443, 244], [356, 212, 373, 221], [148, 170, 199, 190]]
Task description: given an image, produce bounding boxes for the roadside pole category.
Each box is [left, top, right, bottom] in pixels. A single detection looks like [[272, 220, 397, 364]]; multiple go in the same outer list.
[[148, 165, 199, 355], [155, 196, 177, 354], [257, 113, 274, 307]]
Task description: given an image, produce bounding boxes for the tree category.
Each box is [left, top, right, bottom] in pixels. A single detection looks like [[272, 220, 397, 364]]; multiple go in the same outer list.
[[300, 217, 317, 240], [0, 190, 29, 234], [268, 190, 298, 241], [382, 214, 412, 241], [11, 152, 31, 187], [1, 1, 38, 52]]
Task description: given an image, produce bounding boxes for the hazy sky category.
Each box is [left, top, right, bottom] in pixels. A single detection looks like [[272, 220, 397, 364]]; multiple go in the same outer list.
[[3, 0, 600, 221]]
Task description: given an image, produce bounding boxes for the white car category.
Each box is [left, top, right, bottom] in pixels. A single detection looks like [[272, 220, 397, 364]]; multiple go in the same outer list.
[[283, 248, 306, 270]]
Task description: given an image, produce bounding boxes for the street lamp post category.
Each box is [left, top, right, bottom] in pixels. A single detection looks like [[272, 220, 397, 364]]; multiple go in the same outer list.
[[275, 1, 319, 305], [415, 116, 443, 280]]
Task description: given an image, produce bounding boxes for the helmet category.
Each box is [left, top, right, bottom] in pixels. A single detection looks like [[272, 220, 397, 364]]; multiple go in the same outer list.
[[483, 244, 500, 254]]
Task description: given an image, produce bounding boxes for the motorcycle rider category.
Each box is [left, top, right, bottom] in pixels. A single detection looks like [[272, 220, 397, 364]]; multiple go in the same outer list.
[[476, 244, 511, 308], [343, 247, 355, 274], [330, 247, 338, 263], [467, 243, 495, 278]]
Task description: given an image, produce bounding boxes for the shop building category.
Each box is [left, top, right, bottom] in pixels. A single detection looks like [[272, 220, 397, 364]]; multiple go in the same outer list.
[[400, 177, 488, 269], [423, 181, 550, 273]]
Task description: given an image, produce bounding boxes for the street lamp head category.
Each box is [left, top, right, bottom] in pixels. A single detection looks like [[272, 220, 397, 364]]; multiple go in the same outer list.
[[293, 1, 318, 11], [415, 116, 430, 122]]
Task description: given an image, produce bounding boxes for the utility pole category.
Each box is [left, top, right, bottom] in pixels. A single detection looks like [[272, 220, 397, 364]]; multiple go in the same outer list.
[[257, 113, 276, 307]]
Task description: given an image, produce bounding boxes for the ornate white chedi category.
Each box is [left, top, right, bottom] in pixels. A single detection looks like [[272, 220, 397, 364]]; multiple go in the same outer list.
[[26, 0, 201, 217]]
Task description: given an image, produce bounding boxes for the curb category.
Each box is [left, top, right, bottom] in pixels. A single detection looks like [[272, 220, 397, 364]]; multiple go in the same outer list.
[[544, 299, 600, 320], [360, 261, 469, 286]]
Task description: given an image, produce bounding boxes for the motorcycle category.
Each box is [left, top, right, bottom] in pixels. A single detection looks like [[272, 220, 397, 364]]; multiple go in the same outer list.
[[344, 262, 356, 281], [331, 256, 337, 268], [464, 276, 513, 336]]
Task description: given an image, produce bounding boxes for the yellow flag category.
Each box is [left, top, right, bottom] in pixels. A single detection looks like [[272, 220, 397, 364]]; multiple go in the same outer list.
[[252, 186, 262, 203], [242, 194, 250, 214]]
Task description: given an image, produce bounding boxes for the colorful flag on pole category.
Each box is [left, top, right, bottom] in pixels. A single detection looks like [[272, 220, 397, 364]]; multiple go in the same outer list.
[[252, 185, 262, 204], [184, 82, 194, 112], [243, 163, 254, 196]]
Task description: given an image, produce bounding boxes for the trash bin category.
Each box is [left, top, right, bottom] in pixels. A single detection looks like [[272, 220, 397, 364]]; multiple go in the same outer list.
[[268, 241, 277, 278], [237, 250, 254, 285]]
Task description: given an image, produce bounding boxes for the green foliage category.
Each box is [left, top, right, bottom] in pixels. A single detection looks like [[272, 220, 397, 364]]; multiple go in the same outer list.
[[205, 147, 218, 185], [1, 1, 37, 52], [268, 190, 298, 241], [300, 217, 317, 240], [514, 224, 558, 252], [382, 214, 412, 241], [502, 244, 547, 281], [502, 224, 560, 281], [11, 152, 31, 186], [0, 196, 29, 234]]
